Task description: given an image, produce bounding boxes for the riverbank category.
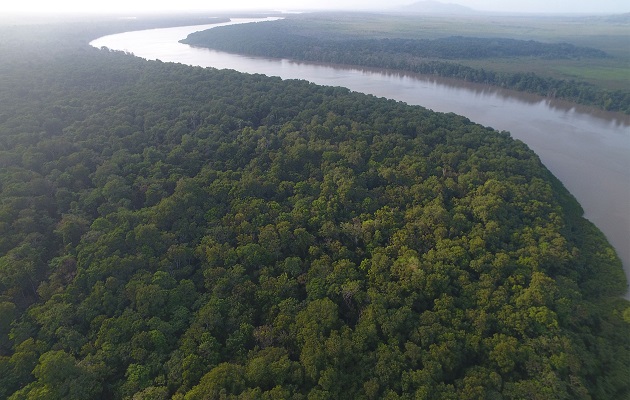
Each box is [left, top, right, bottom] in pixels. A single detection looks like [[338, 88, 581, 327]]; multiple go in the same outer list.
[[91, 19, 630, 297], [180, 14, 630, 114], [1, 19, 629, 397]]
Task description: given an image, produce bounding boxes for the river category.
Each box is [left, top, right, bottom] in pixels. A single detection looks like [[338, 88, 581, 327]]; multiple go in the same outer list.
[[90, 18, 630, 296]]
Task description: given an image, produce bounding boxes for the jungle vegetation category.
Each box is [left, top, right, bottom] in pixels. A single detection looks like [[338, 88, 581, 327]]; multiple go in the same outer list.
[[0, 15, 628, 400], [181, 13, 630, 114]]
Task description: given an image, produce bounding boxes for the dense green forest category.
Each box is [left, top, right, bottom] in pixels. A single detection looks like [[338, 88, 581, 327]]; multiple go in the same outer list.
[[0, 16, 629, 400], [181, 16, 630, 114]]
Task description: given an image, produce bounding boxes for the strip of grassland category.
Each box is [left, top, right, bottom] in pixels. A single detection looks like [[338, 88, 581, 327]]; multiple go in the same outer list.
[[290, 12, 630, 91]]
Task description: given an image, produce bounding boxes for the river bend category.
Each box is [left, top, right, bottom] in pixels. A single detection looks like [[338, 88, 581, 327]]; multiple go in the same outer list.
[[91, 18, 630, 296]]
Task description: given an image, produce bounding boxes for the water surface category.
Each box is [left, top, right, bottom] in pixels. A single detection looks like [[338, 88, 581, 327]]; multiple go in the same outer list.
[[91, 19, 630, 296]]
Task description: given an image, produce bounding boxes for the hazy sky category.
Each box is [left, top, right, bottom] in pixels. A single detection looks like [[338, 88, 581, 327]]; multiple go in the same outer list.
[[2, 0, 628, 14]]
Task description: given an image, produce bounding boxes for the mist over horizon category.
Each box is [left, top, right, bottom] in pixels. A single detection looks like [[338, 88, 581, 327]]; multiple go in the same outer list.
[[1, 0, 628, 17]]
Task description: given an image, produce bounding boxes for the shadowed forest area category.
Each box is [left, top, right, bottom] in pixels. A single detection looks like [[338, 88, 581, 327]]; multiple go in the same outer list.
[[0, 15, 628, 400], [182, 12, 630, 113]]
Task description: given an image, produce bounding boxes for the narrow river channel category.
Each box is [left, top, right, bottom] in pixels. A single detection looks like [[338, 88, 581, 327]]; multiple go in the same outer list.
[[91, 18, 630, 296]]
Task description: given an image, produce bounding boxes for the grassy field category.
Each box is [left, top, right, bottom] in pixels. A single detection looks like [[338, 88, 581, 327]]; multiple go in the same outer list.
[[289, 12, 630, 91]]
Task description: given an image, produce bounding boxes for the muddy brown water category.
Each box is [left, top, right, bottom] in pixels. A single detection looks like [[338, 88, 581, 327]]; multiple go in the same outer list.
[[91, 18, 630, 297]]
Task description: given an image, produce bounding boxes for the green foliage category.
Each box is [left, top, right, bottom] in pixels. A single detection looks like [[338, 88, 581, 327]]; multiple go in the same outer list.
[[0, 16, 628, 400], [181, 17, 630, 114]]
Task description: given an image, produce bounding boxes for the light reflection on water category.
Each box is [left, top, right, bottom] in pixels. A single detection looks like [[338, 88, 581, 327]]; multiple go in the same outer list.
[[91, 19, 630, 297]]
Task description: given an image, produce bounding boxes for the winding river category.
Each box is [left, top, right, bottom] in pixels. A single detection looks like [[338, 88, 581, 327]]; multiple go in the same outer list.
[[91, 18, 630, 296]]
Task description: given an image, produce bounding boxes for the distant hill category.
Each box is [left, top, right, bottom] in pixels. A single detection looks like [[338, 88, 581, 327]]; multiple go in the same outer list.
[[399, 1, 476, 14], [602, 12, 630, 23]]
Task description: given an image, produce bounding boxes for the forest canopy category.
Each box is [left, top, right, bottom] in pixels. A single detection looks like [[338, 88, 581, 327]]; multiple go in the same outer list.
[[181, 16, 630, 114], [0, 16, 628, 400]]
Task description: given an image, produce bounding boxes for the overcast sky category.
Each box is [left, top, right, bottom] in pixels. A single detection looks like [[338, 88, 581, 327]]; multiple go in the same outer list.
[[2, 0, 628, 15]]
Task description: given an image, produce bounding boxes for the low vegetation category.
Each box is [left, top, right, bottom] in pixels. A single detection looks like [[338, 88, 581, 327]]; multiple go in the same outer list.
[[182, 14, 630, 113]]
